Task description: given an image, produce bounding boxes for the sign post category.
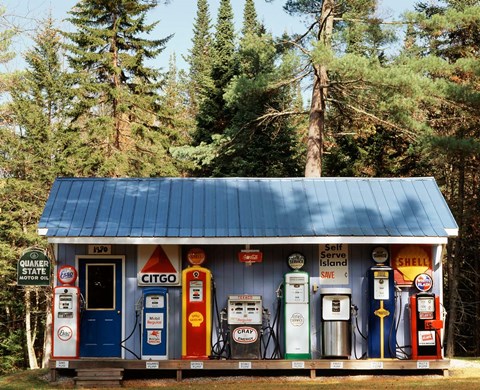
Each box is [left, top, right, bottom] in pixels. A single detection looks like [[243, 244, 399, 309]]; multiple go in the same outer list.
[[17, 248, 51, 286]]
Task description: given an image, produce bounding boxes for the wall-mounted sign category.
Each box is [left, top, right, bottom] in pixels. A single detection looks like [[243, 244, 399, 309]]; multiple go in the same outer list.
[[319, 244, 349, 285], [17, 248, 51, 286], [239, 250, 263, 264], [88, 245, 111, 255], [138, 245, 181, 286], [391, 244, 432, 286]]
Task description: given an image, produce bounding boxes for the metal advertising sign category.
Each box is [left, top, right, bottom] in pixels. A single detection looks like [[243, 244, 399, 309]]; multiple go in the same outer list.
[[137, 245, 181, 286], [17, 248, 51, 286]]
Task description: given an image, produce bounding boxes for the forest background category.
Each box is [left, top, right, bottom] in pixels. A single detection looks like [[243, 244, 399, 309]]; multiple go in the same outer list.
[[0, 0, 478, 373]]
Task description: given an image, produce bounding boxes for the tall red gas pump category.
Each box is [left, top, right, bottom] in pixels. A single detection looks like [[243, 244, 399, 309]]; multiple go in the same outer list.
[[410, 273, 444, 359], [182, 248, 212, 359], [52, 265, 81, 359]]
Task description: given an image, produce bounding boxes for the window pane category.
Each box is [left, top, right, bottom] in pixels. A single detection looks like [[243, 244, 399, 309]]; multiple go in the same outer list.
[[86, 264, 115, 309]]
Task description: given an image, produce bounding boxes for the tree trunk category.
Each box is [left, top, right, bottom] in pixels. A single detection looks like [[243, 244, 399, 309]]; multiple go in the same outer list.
[[446, 156, 465, 357], [42, 287, 53, 368], [304, 0, 334, 177], [25, 287, 39, 369]]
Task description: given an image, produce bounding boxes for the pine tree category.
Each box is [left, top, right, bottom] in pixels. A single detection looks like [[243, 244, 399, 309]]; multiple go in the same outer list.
[[194, 0, 236, 147], [0, 10, 51, 373], [63, 0, 178, 176], [185, 0, 213, 114]]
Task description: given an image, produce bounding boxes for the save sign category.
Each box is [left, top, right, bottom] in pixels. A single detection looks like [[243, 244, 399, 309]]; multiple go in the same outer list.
[[319, 244, 349, 285]]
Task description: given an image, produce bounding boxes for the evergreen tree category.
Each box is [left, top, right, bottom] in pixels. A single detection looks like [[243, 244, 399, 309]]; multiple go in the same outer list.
[[185, 0, 213, 114], [194, 0, 236, 148], [63, 0, 179, 176], [0, 9, 50, 373]]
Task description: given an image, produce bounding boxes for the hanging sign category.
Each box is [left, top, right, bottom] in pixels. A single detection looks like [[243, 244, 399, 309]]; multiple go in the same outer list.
[[17, 248, 51, 286], [319, 244, 349, 285]]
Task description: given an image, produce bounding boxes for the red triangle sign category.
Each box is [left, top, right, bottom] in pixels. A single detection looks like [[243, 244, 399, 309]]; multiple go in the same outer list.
[[141, 246, 177, 273]]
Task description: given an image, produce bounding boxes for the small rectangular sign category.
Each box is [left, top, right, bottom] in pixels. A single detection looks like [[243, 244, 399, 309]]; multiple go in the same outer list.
[[330, 361, 344, 369], [88, 245, 111, 255], [146, 361, 159, 369], [291, 361, 305, 369], [417, 361, 430, 369], [55, 361, 69, 368], [370, 361, 383, 369], [190, 361, 204, 369], [239, 362, 252, 369]]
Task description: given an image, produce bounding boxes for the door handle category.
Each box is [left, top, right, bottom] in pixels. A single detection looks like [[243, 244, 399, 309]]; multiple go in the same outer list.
[[117, 310, 121, 315]]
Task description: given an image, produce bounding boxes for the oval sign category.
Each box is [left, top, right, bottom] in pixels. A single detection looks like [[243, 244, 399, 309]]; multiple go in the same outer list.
[[232, 326, 258, 344], [287, 252, 305, 270]]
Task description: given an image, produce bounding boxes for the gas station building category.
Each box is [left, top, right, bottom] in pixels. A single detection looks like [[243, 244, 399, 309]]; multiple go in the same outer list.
[[39, 177, 458, 383]]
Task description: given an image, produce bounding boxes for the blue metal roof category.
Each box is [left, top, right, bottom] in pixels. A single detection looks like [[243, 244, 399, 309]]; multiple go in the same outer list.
[[38, 177, 458, 244]]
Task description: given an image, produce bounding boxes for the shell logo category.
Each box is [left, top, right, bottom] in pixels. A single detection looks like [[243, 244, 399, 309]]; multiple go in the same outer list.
[[392, 245, 431, 282]]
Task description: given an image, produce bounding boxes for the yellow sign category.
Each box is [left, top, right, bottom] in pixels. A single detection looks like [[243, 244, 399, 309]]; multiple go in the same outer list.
[[392, 245, 432, 283], [188, 311, 204, 327]]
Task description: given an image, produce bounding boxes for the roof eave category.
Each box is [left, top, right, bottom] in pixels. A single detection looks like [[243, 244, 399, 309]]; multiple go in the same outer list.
[[42, 235, 450, 245]]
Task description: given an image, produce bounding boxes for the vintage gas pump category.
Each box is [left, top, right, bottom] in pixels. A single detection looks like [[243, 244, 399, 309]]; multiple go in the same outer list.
[[227, 295, 263, 359], [141, 287, 168, 360], [284, 252, 311, 359], [410, 273, 443, 360], [320, 288, 352, 358], [368, 247, 396, 359], [182, 248, 212, 359], [52, 265, 80, 358]]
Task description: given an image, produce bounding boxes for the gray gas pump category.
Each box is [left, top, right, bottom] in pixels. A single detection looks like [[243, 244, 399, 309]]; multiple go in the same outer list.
[[320, 288, 352, 358], [227, 295, 262, 359]]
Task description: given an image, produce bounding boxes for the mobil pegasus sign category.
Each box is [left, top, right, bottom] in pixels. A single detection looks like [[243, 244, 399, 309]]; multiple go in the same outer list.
[[137, 245, 181, 286]]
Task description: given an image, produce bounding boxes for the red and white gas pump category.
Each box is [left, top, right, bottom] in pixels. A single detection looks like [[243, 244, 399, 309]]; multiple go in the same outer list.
[[410, 273, 444, 360], [181, 248, 212, 359], [52, 265, 80, 358]]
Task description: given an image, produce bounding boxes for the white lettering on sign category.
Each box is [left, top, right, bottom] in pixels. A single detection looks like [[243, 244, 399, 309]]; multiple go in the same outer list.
[[319, 244, 349, 285], [140, 274, 178, 285]]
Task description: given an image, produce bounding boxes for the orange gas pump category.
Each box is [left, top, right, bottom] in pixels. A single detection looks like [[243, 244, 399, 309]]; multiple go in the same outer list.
[[181, 248, 212, 359], [410, 273, 443, 360]]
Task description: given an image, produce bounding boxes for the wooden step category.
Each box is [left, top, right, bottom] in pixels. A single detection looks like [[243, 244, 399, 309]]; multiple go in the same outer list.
[[74, 368, 124, 388]]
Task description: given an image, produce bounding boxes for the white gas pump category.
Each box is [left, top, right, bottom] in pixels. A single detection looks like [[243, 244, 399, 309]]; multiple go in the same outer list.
[[52, 265, 81, 358], [227, 295, 263, 359], [284, 271, 311, 359]]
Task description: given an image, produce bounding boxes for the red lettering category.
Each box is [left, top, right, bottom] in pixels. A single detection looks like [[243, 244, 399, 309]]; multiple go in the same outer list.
[[321, 271, 335, 279]]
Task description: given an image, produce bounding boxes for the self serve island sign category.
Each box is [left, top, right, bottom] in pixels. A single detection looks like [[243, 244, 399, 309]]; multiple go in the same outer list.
[[137, 245, 181, 286]]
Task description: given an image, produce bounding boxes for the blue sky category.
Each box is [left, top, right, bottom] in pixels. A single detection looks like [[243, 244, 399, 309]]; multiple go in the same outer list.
[[2, 0, 418, 72]]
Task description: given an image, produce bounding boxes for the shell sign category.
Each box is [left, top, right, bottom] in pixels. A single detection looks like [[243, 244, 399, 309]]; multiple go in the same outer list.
[[391, 245, 432, 286]]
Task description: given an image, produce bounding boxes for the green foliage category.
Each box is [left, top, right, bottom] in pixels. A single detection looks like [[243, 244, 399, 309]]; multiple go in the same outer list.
[[64, 0, 182, 177]]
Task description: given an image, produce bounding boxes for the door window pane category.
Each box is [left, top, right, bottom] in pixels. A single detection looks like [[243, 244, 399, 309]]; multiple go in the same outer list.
[[86, 264, 115, 309]]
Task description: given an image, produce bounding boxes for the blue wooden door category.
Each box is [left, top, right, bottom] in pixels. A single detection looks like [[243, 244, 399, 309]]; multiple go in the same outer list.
[[79, 258, 122, 357]]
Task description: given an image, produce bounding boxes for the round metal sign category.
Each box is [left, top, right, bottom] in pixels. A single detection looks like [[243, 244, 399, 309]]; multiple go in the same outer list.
[[372, 246, 389, 264], [187, 248, 206, 265], [414, 273, 433, 292], [287, 252, 305, 270], [57, 265, 77, 285]]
